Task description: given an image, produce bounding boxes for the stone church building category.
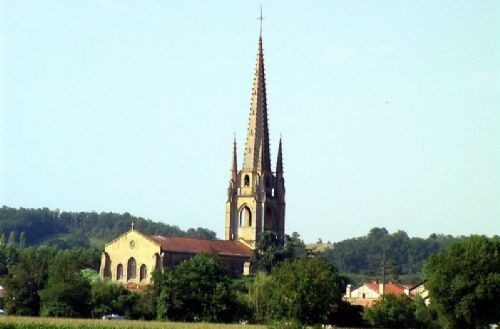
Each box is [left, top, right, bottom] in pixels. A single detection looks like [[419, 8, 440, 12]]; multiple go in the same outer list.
[[100, 29, 285, 288]]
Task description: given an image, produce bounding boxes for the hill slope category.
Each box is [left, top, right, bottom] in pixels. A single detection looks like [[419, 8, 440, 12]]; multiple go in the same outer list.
[[319, 227, 469, 284], [0, 206, 216, 249]]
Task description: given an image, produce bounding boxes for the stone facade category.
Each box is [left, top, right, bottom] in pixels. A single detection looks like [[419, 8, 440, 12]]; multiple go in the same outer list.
[[100, 229, 162, 289]]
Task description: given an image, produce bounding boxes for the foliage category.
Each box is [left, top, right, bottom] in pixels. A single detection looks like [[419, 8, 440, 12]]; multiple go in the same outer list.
[[0, 206, 217, 249], [424, 235, 500, 329], [3, 246, 57, 315], [251, 231, 306, 273], [251, 258, 343, 326], [320, 227, 468, 281], [363, 293, 416, 328], [413, 295, 439, 329], [0, 246, 19, 276], [7, 231, 16, 247], [83, 270, 129, 318], [19, 232, 26, 249], [331, 301, 366, 328], [39, 251, 92, 317], [247, 272, 273, 322], [156, 254, 243, 323]]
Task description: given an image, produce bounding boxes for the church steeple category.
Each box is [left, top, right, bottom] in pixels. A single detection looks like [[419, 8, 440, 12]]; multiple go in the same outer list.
[[225, 15, 285, 248], [242, 34, 271, 173]]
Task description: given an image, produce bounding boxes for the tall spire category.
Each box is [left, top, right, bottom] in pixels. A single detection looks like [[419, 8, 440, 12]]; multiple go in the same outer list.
[[276, 137, 283, 175], [242, 23, 271, 173]]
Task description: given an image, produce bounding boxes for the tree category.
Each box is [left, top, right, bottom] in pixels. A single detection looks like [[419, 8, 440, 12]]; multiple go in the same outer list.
[[263, 258, 343, 325], [3, 246, 57, 315], [283, 232, 306, 259], [414, 295, 439, 329], [39, 251, 91, 317], [19, 231, 26, 248], [251, 231, 306, 273], [363, 294, 416, 328], [156, 254, 240, 322], [0, 245, 19, 276], [0, 232, 5, 246], [247, 272, 274, 322], [7, 231, 16, 246], [424, 235, 500, 329]]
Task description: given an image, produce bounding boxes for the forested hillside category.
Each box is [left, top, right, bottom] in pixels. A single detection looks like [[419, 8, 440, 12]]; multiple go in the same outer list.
[[0, 206, 216, 249], [319, 227, 473, 284]]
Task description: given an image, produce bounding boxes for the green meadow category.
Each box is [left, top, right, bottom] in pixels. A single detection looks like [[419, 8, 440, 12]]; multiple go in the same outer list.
[[0, 317, 265, 329]]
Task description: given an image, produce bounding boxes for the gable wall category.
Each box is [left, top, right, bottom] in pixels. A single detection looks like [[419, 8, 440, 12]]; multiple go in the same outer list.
[[103, 230, 160, 286]]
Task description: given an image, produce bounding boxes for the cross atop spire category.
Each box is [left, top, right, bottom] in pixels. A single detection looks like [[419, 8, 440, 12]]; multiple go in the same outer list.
[[257, 5, 265, 37]]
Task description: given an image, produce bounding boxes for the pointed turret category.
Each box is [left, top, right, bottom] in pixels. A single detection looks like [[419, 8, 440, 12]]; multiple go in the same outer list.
[[227, 137, 238, 200], [276, 138, 283, 176], [242, 35, 272, 173], [231, 136, 238, 182]]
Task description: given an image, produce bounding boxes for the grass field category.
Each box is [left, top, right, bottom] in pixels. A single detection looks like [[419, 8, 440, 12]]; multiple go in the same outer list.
[[0, 317, 266, 329]]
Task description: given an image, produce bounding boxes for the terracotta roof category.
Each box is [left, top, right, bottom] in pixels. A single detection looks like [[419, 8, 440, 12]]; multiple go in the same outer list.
[[147, 235, 252, 258], [365, 283, 410, 295]]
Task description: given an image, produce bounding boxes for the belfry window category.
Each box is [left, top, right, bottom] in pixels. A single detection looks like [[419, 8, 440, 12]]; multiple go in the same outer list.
[[140, 264, 147, 281], [240, 206, 252, 227], [244, 175, 250, 187], [127, 257, 137, 280], [116, 264, 123, 280]]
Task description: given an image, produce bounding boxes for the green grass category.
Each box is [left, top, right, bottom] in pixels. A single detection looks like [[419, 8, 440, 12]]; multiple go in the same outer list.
[[0, 317, 265, 329]]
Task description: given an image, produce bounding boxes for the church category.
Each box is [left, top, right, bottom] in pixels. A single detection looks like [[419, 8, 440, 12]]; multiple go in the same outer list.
[[100, 27, 285, 288]]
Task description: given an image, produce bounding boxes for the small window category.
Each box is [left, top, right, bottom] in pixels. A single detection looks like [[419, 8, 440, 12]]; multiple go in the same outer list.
[[127, 257, 137, 280], [244, 175, 250, 187], [116, 264, 123, 280], [140, 264, 147, 281]]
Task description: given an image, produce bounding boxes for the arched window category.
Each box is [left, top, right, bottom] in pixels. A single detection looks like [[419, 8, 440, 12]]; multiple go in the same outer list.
[[240, 206, 252, 227], [140, 264, 147, 281], [116, 264, 123, 280], [127, 257, 137, 280], [244, 175, 250, 187], [102, 253, 111, 279]]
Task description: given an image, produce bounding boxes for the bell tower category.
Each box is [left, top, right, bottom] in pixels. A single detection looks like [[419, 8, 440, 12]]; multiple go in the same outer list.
[[225, 27, 285, 249]]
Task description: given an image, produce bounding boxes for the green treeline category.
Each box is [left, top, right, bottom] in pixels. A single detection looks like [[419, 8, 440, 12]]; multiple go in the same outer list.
[[0, 206, 216, 249], [320, 227, 469, 284]]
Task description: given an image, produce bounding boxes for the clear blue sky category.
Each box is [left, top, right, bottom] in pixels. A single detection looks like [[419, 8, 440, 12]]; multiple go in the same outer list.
[[1, 1, 499, 243]]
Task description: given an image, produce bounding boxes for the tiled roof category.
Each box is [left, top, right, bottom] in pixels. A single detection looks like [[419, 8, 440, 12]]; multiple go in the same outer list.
[[147, 235, 252, 258], [365, 283, 410, 295]]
